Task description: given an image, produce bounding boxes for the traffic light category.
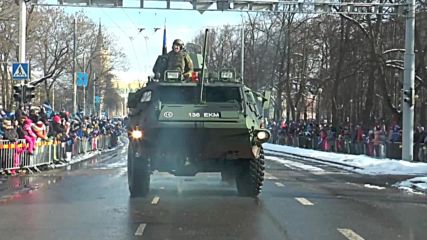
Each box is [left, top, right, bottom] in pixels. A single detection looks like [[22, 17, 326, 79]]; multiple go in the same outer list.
[[12, 83, 36, 105], [402, 88, 414, 106], [24, 83, 36, 103], [13, 84, 23, 104]]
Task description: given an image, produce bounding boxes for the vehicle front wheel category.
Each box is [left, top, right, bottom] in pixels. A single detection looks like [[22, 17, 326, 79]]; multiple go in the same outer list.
[[128, 144, 150, 197], [236, 148, 265, 197]]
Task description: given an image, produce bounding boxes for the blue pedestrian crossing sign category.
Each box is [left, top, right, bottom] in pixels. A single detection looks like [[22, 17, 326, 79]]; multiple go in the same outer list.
[[12, 63, 29, 80]]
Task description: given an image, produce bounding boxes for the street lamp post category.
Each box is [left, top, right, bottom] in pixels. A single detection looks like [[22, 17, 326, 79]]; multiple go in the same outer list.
[[18, 0, 26, 63], [402, 0, 416, 161]]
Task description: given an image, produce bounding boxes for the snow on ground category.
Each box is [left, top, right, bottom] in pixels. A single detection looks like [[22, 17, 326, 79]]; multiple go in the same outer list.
[[394, 177, 427, 193], [363, 184, 386, 190], [263, 143, 427, 193]]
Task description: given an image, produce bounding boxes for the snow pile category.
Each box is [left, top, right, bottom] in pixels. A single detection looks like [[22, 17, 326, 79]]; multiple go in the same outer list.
[[263, 143, 427, 175], [263, 143, 427, 193], [394, 177, 427, 193]]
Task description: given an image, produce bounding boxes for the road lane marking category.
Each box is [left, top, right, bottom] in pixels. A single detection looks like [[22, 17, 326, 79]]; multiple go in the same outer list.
[[135, 224, 147, 236], [337, 228, 365, 240], [295, 197, 314, 206], [275, 182, 285, 187], [151, 196, 160, 205], [265, 172, 278, 180]]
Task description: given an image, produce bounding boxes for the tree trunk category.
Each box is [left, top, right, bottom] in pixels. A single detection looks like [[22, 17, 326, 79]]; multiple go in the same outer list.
[[331, 17, 347, 124], [1, 62, 7, 109], [274, 87, 283, 121], [362, 58, 376, 125], [44, 80, 51, 103]]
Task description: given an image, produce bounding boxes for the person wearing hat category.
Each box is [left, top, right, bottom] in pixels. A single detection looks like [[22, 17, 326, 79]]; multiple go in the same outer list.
[[29, 108, 40, 123], [23, 117, 37, 154], [2, 119, 19, 175], [32, 121, 48, 140], [166, 39, 194, 79], [2, 119, 18, 142], [49, 115, 66, 141]]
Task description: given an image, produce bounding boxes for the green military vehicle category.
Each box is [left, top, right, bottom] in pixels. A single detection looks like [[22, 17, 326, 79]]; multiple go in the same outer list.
[[127, 39, 270, 197]]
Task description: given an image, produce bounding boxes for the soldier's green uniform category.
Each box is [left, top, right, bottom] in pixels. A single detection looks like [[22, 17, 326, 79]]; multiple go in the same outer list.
[[152, 39, 194, 80], [166, 50, 193, 76]]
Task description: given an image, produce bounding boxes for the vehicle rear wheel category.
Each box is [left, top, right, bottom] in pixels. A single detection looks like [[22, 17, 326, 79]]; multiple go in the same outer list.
[[236, 148, 265, 197], [128, 144, 150, 197]]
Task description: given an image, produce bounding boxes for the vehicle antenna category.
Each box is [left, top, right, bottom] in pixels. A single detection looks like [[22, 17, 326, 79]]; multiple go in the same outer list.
[[199, 28, 209, 103]]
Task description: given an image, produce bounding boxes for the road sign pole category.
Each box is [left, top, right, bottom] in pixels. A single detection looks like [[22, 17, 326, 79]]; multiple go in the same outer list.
[[402, 0, 416, 161], [73, 17, 77, 114], [93, 73, 96, 116], [241, 20, 244, 84], [20, 84, 24, 107], [19, 0, 26, 63], [83, 86, 86, 116]]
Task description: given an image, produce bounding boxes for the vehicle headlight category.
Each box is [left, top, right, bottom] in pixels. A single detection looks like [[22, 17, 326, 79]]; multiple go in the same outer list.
[[256, 130, 270, 143], [131, 130, 143, 139]]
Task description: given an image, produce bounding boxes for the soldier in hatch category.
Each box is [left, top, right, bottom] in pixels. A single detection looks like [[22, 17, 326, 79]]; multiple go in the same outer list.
[[153, 39, 194, 80], [167, 39, 193, 78]]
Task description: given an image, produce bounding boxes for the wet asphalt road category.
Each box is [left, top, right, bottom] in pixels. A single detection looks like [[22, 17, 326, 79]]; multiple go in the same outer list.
[[0, 143, 427, 240]]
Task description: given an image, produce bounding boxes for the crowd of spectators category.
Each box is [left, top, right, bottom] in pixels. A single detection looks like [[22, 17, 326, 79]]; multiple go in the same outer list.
[[267, 119, 427, 161], [0, 103, 123, 174]]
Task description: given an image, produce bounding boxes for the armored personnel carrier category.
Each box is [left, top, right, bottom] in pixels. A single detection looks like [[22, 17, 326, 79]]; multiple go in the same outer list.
[[127, 38, 270, 197]]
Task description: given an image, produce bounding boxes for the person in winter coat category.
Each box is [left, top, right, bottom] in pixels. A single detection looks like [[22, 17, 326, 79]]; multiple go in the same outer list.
[[49, 115, 66, 140], [32, 121, 48, 140], [373, 125, 383, 157], [319, 127, 330, 151], [353, 125, 364, 154], [2, 119, 18, 142], [70, 119, 83, 138], [22, 118, 37, 154], [3, 119, 22, 175], [414, 126, 426, 161], [29, 108, 40, 123]]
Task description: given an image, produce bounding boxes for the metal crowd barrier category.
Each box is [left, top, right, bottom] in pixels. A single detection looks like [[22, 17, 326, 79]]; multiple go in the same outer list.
[[272, 134, 426, 161], [1, 135, 113, 174], [0, 140, 28, 172], [29, 140, 53, 168]]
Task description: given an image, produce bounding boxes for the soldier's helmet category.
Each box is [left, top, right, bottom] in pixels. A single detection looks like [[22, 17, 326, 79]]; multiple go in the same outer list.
[[172, 39, 185, 50]]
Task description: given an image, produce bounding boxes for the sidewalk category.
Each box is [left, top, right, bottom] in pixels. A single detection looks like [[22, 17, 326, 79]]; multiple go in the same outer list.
[[263, 143, 427, 194]]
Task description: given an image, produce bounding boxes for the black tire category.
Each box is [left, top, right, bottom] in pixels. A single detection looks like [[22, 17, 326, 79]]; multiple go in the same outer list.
[[236, 148, 265, 197], [128, 144, 150, 197]]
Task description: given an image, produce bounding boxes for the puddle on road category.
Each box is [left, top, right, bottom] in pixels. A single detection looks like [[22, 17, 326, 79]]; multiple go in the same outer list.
[[0, 175, 64, 203], [0, 144, 127, 204]]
